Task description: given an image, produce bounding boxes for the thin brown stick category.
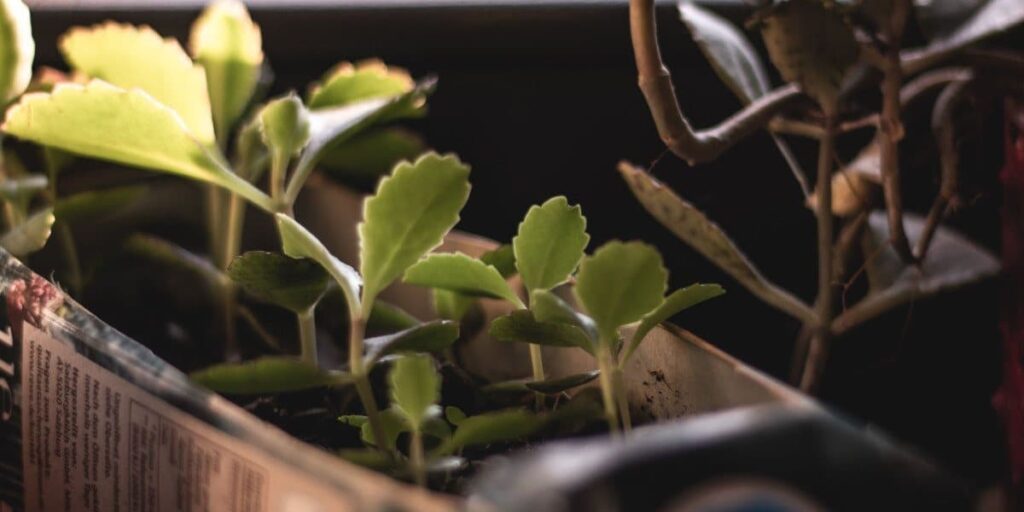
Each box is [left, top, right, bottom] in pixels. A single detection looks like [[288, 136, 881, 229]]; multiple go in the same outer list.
[[629, 0, 802, 165], [878, 0, 916, 265], [915, 77, 972, 260], [800, 117, 838, 393], [832, 210, 870, 284]]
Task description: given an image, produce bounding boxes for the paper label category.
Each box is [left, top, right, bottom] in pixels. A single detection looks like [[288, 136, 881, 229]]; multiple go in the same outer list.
[[18, 322, 350, 512]]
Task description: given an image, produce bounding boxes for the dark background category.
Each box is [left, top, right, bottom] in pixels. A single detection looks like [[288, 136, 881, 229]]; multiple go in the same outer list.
[[26, 0, 1013, 487]]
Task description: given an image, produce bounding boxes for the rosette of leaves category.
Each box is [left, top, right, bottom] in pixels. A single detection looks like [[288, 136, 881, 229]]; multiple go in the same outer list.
[[403, 197, 599, 405]]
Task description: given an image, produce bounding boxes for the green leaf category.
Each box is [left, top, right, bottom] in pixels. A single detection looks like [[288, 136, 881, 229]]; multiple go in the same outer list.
[[1, 81, 274, 212], [308, 60, 416, 111], [123, 233, 226, 293], [319, 128, 426, 187], [679, 1, 770, 104], [276, 213, 362, 318], [341, 408, 406, 450], [759, 0, 859, 111], [433, 288, 476, 321], [0, 175, 46, 203], [359, 152, 471, 306], [573, 241, 667, 342], [483, 371, 600, 397], [0, 207, 53, 257], [258, 93, 311, 163], [832, 211, 999, 333], [404, 252, 521, 306], [619, 163, 816, 324], [445, 406, 467, 426], [363, 320, 459, 367], [191, 356, 350, 394], [54, 185, 147, 223], [529, 288, 597, 340], [0, 0, 33, 103], [283, 80, 436, 205], [389, 354, 441, 431], [481, 244, 517, 278], [623, 283, 725, 363], [337, 448, 395, 471], [489, 310, 594, 355], [367, 300, 420, 332], [513, 196, 589, 292], [227, 251, 329, 313], [60, 22, 216, 144], [189, 0, 264, 141], [434, 409, 541, 456]]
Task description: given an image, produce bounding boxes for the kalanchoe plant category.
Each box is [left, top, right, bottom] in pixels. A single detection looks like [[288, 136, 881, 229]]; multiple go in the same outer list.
[[623, 0, 1015, 391]]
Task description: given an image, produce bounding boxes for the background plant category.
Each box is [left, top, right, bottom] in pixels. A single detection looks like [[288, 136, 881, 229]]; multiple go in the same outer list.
[[623, 0, 1018, 391]]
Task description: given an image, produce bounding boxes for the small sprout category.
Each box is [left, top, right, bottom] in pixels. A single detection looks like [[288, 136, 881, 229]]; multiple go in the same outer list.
[[622, 283, 725, 365], [389, 354, 441, 486], [404, 252, 522, 306], [513, 196, 589, 293], [258, 93, 311, 172]]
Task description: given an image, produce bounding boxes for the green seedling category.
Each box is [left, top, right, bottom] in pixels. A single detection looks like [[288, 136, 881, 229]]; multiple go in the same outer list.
[[404, 196, 590, 407]]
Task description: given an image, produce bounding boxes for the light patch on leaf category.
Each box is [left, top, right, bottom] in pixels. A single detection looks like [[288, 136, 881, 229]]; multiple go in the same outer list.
[[60, 22, 216, 144], [0, 0, 33, 103]]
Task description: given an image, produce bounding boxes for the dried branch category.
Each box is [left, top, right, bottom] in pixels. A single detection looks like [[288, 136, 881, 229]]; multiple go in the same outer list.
[[629, 0, 803, 165], [915, 76, 973, 261], [878, 0, 916, 265]]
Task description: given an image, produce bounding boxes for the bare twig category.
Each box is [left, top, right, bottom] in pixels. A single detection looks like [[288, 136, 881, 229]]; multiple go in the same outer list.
[[878, 0, 916, 265], [629, 0, 803, 165], [915, 76, 973, 260], [800, 116, 838, 393], [832, 210, 870, 284]]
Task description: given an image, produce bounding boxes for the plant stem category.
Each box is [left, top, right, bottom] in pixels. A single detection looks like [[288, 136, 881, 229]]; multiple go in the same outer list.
[[297, 307, 318, 366], [57, 222, 83, 297], [528, 343, 545, 409], [613, 366, 632, 433], [596, 342, 620, 436], [800, 117, 837, 393], [409, 428, 426, 488], [350, 313, 390, 456]]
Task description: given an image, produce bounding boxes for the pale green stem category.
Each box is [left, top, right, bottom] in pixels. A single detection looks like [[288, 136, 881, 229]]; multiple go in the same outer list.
[[57, 222, 83, 297], [528, 344, 545, 409], [409, 427, 426, 488], [613, 366, 632, 433], [297, 307, 318, 366], [596, 342, 620, 436], [350, 311, 390, 457]]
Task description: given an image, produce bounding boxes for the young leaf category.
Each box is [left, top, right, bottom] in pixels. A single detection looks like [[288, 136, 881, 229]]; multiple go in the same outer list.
[[445, 406, 467, 427], [573, 241, 667, 342], [341, 409, 407, 451], [0, 207, 53, 257], [190, 356, 350, 394], [530, 289, 598, 340], [433, 288, 476, 321], [389, 354, 441, 431], [359, 152, 471, 306], [904, 0, 1024, 73], [623, 283, 725, 363], [53, 185, 147, 223], [832, 211, 999, 334], [319, 128, 426, 186], [363, 320, 459, 367], [759, 0, 859, 111], [60, 22, 216, 144], [481, 244, 517, 278], [284, 80, 435, 205], [1, 81, 275, 212], [259, 93, 311, 163], [308, 60, 415, 110], [404, 252, 522, 306], [679, 1, 770, 104], [434, 409, 541, 456], [276, 213, 362, 317], [513, 196, 589, 292], [227, 251, 329, 313], [0, 0, 33, 103], [489, 310, 594, 355], [189, 0, 263, 141], [367, 300, 420, 332], [619, 162, 816, 325]]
